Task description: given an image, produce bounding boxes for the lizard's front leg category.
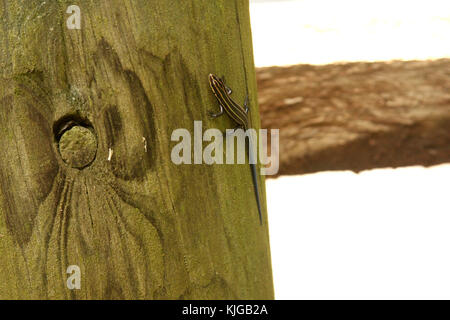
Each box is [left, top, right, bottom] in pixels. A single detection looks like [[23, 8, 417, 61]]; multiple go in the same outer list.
[[208, 104, 225, 118]]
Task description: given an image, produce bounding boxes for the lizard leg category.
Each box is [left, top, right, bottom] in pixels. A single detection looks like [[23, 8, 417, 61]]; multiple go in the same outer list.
[[208, 104, 224, 118], [221, 75, 232, 94], [244, 94, 249, 113]]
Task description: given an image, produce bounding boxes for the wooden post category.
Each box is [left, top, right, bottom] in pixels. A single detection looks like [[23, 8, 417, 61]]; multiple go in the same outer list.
[[0, 0, 273, 299]]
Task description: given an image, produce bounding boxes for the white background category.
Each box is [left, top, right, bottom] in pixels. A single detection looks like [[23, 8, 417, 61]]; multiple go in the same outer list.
[[250, 0, 450, 66], [250, 0, 450, 299]]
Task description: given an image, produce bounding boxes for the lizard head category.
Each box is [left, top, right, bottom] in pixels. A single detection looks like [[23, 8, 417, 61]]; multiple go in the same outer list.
[[208, 74, 227, 93]]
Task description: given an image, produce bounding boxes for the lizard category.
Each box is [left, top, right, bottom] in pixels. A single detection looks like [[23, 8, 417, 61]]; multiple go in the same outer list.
[[208, 73, 263, 225]]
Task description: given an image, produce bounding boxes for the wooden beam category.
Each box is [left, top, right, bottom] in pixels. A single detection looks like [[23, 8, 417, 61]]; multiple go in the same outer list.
[[257, 59, 450, 176]]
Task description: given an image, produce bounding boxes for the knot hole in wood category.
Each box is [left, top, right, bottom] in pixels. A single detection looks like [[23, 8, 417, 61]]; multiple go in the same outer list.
[[54, 116, 97, 169]]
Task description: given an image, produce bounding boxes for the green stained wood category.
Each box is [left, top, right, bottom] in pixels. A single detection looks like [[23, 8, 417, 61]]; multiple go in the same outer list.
[[0, 0, 273, 299]]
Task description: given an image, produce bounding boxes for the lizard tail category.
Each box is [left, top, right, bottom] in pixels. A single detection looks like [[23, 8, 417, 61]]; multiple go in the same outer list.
[[250, 163, 263, 225], [248, 137, 263, 225]]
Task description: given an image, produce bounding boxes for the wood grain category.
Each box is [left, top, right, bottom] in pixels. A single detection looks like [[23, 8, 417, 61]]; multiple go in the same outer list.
[[0, 0, 273, 299]]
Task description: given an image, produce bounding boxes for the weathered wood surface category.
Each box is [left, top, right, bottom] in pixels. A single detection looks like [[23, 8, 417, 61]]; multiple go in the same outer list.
[[257, 59, 450, 176], [0, 0, 273, 299]]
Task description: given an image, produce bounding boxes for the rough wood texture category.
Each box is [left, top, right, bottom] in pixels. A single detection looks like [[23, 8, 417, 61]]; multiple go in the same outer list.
[[257, 59, 450, 176], [0, 0, 273, 299]]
